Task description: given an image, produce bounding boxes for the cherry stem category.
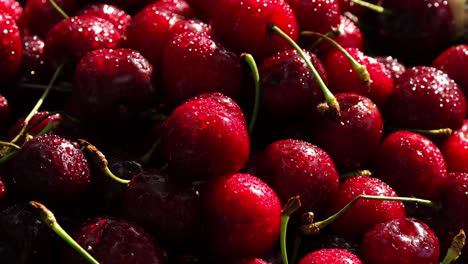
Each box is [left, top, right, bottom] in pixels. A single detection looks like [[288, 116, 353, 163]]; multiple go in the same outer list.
[[29, 201, 100, 264], [0, 150, 19, 163], [306, 29, 339, 50], [49, 0, 69, 19], [400, 128, 453, 137], [140, 138, 160, 165], [280, 196, 301, 264], [301, 31, 371, 86], [441, 229, 466, 264], [241, 53, 260, 135], [0, 141, 20, 150], [300, 194, 435, 235], [349, 0, 389, 13], [269, 24, 340, 114], [77, 139, 130, 185], [10, 63, 64, 145], [339, 169, 372, 180]]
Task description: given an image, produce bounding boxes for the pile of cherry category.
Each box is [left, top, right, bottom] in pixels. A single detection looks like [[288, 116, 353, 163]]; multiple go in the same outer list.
[[0, 0, 467, 263]]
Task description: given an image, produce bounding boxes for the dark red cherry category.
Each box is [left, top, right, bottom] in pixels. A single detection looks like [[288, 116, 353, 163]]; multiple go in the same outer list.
[[77, 4, 131, 36], [8, 111, 62, 144], [63, 216, 167, 264], [0, 95, 10, 131], [286, 0, 341, 35], [19, 35, 46, 82], [0, 0, 21, 22], [162, 31, 241, 106], [256, 139, 339, 216], [337, 0, 378, 17], [0, 177, 7, 209], [210, 0, 299, 60], [441, 120, 468, 173], [142, 0, 195, 18], [121, 170, 201, 250], [203, 173, 281, 258], [384, 66, 466, 131], [298, 249, 362, 264], [360, 218, 440, 264], [0, 12, 21, 84], [20, 0, 79, 38], [373, 131, 448, 199], [44, 14, 122, 70], [324, 47, 394, 106], [231, 258, 271, 264], [329, 176, 405, 237], [258, 48, 328, 119], [444, 172, 468, 226], [73, 48, 155, 122], [184, 0, 221, 21], [170, 18, 211, 36], [432, 44, 468, 96], [12, 134, 91, 204], [374, 56, 406, 80], [162, 93, 249, 181], [308, 93, 383, 172]]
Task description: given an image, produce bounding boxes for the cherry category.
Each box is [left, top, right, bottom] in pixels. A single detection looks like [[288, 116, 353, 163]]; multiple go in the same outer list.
[[8, 110, 62, 144], [323, 47, 394, 106], [338, 0, 378, 17], [76, 4, 131, 36], [0, 0, 21, 22], [43, 14, 122, 70], [170, 19, 211, 36], [19, 35, 46, 82], [298, 249, 362, 264], [62, 216, 167, 264], [360, 217, 440, 264], [0, 12, 22, 84], [258, 48, 328, 120], [256, 139, 339, 217], [142, 0, 195, 19], [308, 93, 383, 172], [0, 95, 10, 131], [121, 169, 201, 250], [203, 173, 281, 259], [231, 258, 271, 264], [162, 31, 242, 106], [328, 176, 406, 237], [432, 44, 468, 96], [184, 0, 221, 21], [373, 131, 448, 200], [374, 55, 406, 80], [210, 0, 299, 60], [299, 231, 359, 258], [162, 93, 250, 181], [12, 134, 91, 204], [441, 120, 468, 173], [384, 66, 466, 131], [73, 48, 156, 122], [20, 0, 79, 38]]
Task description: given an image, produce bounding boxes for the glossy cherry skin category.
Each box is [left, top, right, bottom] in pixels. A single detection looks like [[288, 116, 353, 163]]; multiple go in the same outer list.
[[324, 47, 394, 106], [142, 0, 195, 18], [210, 0, 299, 60], [19, 35, 46, 82], [373, 131, 448, 200], [360, 218, 440, 264], [329, 176, 406, 237], [44, 14, 122, 70], [73, 48, 155, 122], [162, 93, 249, 181], [20, 0, 79, 38], [374, 56, 406, 80], [8, 111, 62, 144], [12, 134, 91, 204], [203, 173, 281, 259], [308, 93, 383, 172], [286, 0, 340, 35], [441, 120, 468, 173], [162, 32, 241, 106], [184, 0, 221, 20], [432, 44, 468, 96], [77, 4, 131, 36], [0, 12, 21, 84], [256, 139, 339, 216], [121, 170, 201, 250], [384, 66, 466, 130], [63, 216, 167, 264], [298, 249, 362, 264], [0, 0, 21, 22], [258, 48, 328, 119]]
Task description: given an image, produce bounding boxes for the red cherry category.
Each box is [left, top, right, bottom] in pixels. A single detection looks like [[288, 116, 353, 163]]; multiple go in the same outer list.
[[210, 0, 299, 60], [142, 0, 195, 18], [329, 176, 405, 237], [19, 35, 46, 82], [338, 0, 378, 17], [298, 248, 362, 264], [256, 139, 339, 216], [432, 44, 468, 96], [0, 12, 22, 84], [374, 55, 406, 80], [162, 31, 241, 106], [231, 258, 271, 264], [8, 111, 62, 144], [360, 218, 440, 264], [0, 0, 21, 22], [203, 173, 281, 258], [441, 120, 468, 173], [184, 0, 221, 20], [77, 4, 131, 36], [0, 94, 10, 131], [286, 0, 341, 36], [373, 131, 448, 199]]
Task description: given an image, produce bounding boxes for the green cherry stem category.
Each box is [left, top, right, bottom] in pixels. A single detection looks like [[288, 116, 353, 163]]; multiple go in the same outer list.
[[269, 24, 341, 114], [140, 138, 161, 165], [280, 196, 302, 264], [350, 0, 389, 13], [241, 53, 261, 135], [0, 141, 21, 150], [10, 63, 65, 145], [300, 194, 436, 235], [77, 139, 130, 185], [389, 127, 453, 138], [29, 201, 100, 264], [49, 0, 69, 19], [339, 169, 372, 180], [300, 31, 371, 86], [441, 229, 466, 264], [306, 29, 339, 50]]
